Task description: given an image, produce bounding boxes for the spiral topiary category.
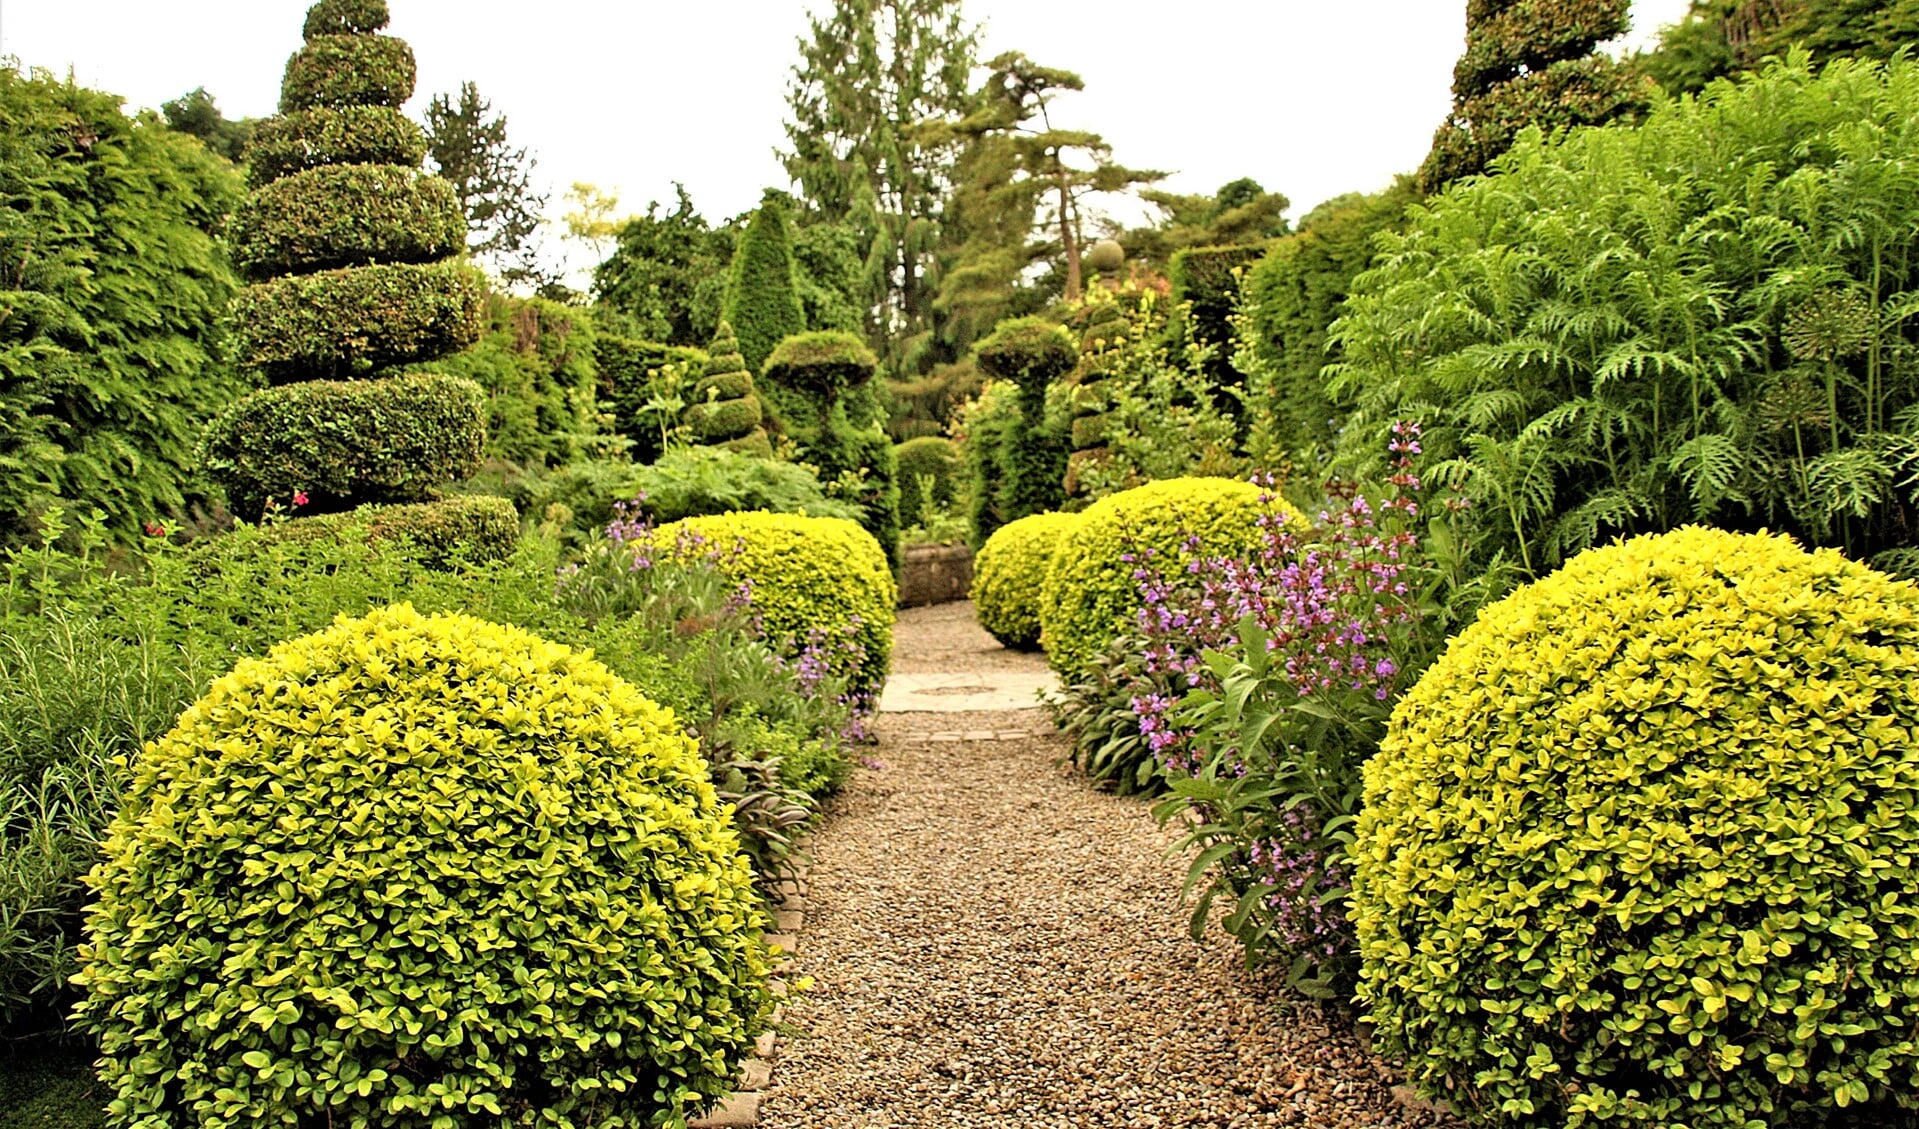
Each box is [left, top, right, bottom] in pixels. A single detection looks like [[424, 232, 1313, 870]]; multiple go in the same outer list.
[[650, 511, 896, 703], [974, 511, 1079, 649], [683, 321, 771, 457], [207, 0, 485, 522], [1353, 527, 1919, 1128], [1038, 476, 1302, 675], [74, 603, 772, 1129]]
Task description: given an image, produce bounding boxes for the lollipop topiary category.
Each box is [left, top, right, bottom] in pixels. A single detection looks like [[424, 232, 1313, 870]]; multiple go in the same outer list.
[[974, 510, 1078, 649], [74, 603, 773, 1129], [1354, 527, 1919, 1128], [683, 321, 772, 458], [206, 0, 485, 522], [762, 332, 900, 563], [1039, 476, 1301, 675], [973, 317, 1076, 538]]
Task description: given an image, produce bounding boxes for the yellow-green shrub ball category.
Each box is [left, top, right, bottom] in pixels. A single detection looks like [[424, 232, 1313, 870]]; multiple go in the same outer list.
[[75, 604, 771, 1129], [1038, 477, 1302, 675], [651, 510, 896, 701], [1353, 527, 1919, 1128], [974, 510, 1079, 649]]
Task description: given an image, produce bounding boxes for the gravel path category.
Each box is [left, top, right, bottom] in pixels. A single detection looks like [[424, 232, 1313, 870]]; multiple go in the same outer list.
[[758, 604, 1459, 1129]]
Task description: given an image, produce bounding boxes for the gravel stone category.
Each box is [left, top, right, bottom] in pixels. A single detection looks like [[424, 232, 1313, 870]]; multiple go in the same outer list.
[[759, 605, 1462, 1128]]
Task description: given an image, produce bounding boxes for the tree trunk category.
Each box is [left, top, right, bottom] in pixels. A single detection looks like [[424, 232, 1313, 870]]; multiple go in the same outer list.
[[1058, 170, 1081, 303]]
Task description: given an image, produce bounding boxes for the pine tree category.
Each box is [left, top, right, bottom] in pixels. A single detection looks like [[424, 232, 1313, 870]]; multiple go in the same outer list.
[[204, 0, 487, 521], [722, 195, 807, 377], [1418, 0, 1650, 193], [782, 0, 977, 376], [423, 81, 549, 286]]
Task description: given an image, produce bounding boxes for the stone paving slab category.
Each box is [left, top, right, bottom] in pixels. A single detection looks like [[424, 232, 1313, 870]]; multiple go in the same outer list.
[[877, 671, 1060, 713]]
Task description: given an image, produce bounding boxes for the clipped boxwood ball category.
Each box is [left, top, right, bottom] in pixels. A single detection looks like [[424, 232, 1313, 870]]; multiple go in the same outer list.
[[1039, 476, 1301, 675], [651, 511, 896, 702], [1354, 527, 1919, 1128], [232, 165, 464, 280], [280, 34, 416, 113], [245, 106, 426, 189], [74, 604, 772, 1129], [974, 511, 1078, 650], [301, 0, 390, 38], [762, 331, 878, 399], [236, 259, 485, 382], [203, 372, 486, 519]]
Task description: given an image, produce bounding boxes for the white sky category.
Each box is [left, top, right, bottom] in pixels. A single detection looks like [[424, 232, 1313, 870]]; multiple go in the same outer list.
[[3, 0, 1692, 272]]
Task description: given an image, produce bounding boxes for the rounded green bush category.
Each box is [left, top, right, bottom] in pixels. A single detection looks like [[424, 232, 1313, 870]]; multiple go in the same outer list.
[[894, 436, 959, 508], [74, 603, 772, 1129], [235, 259, 485, 382], [974, 511, 1078, 649], [203, 373, 486, 518], [1039, 476, 1301, 675], [245, 106, 426, 188], [651, 511, 896, 702], [203, 495, 519, 570], [1353, 527, 1919, 1128], [279, 34, 416, 113], [301, 0, 390, 39], [685, 396, 764, 443], [232, 164, 463, 280], [763, 331, 878, 400]]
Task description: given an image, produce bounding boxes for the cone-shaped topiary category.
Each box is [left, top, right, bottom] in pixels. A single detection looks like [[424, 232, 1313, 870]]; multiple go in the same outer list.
[[683, 320, 772, 457], [974, 510, 1079, 649], [1353, 527, 1919, 1128], [74, 603, 773, 1129], [1039, 476, 1304, 675], [723, 195, 805, 377], [206, 0, 485, 522]]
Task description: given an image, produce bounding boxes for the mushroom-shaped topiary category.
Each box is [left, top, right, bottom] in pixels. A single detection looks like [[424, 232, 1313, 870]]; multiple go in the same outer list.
[[761, 331, 898, 562], [974, 316, 1077, 538], [75, 603, 773, 1129], [1355, 527, 1919, 1128], [205, 0, 485, 522], [762, 330, 878, 403], [974, 510, 1079, 649], [683, 321, 772, 457]]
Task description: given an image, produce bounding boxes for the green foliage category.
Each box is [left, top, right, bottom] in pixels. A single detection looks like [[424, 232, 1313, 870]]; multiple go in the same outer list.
[[1118, 178, 1292, 271], [1169, 243, 1271, 396], [591, 185, 730, 348], [972, 510, 1076, 649], [894, 436, 960, 509], [650, 511, 896, 701], [763, 330, 879, 403], [412, 291, 599, 468], [244, 105, 424, 189], [682, 321, 769, 452], [974, 316, 1076, 400], [423, 81, 549, 286], [0, 68, 247, 546], [595, 334, 706, 462], [1333, 56, 1919, 579], [1640, 0, 1919, 95], [805, 410, 903, 566], [75, 604, 773, 1128], [959, 379, 1020, 545], [723, 198, 807, 376], [629, 448, 860, 527], [1049, 631, 1166, 796], [278, 34, 417, 113], [1039, 477, 1300, 675], [160, 87, 255, 163], [972, 317, 1074, 527], [1237, 184, 1414, 454], [235, 260, 486, 383], [1418, 0, 1649, 192], [231, 164, 464, 280], [199, 496, 519, 570], [0, 1043, 107, 1128], [302, 0, 390, 38], [1356, 526, 1919, 1127], [884, 358, 981, 441], [686, 396, 765, 442], [202, 373, 487, 519]]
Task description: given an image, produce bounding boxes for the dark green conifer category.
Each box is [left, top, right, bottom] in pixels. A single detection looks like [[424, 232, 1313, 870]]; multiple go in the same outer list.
[[723, 196, 807, 377]]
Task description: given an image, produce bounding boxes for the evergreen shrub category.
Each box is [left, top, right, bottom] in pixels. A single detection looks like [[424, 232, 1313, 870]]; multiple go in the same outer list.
[[196, 495, 518, 570], [686, 397, 765, 442], [1354, 526, 1919, 1128], [976, 317, 1075, 531], [301, 0, 389, 38], [894, 436, 959, 509], [278, 34, 417, 112], [1039, 477, 1301, 675], [973, 511, 1078, 649], [722, 198, 805, 376], [762, 331, 878, 401], [415, 291, 599, 468], [761, 333, 899, 561], [650, 511, 895, 700], [681, 322, 769, 453], [230, 164, 464, 279], [202, 373, 486, 517], [1168, 242, 1269, 395], [244, 105, 426, 188], [75, 604, 772, 1129], [234, 260, 486, 382]]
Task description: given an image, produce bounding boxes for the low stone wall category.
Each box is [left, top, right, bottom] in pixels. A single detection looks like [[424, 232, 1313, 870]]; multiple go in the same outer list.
[[897, 543, 973, 608]]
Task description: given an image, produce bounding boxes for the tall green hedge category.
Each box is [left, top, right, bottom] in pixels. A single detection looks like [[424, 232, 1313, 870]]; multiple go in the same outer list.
[[209, 0, 484, 521], [0, 68, 246, 546], [723, 197, 806, 377], [1168, 242, 1272, 400]]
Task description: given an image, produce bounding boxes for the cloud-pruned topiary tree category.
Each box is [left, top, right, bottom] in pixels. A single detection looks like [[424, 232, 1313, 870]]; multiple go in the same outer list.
[[764, 331, 900, 563], [973, 316, 1076, 541], [683, 321, 773, 458], [723, 194, 807, 377], [203, 0, 486, 522], [1417, 0, 1650, 193]]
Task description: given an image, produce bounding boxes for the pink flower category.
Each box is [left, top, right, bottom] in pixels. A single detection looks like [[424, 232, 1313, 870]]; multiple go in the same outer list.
[[291, 491, 310, 508]]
